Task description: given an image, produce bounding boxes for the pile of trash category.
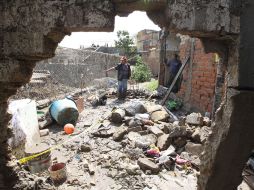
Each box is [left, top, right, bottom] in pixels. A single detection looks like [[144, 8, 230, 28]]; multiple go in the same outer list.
[[91, 100, 212, 175]]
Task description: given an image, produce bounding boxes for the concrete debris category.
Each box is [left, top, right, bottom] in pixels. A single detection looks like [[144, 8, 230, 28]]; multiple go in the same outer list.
[[124, 102, 147, 116], [113, 125, 128, 141], [148, 126, 164, 137], [150, 110, 170, 122], [111, 108, 125, 123], [39, 129, 49, 137], [168, 125, 187, 138], [173, 137, 187, 149], [191, 127, 201, 143], [185, 142, 203, 156], [145, 104, 163, 113], [200, 126, 211, 144], [186, 113, 203, 125], [156, 134, 171, 151], [137, 158, 160, 174], [80, 144, 92, 152]]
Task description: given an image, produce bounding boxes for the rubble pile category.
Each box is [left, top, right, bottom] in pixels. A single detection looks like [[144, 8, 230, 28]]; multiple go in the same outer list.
[[91, 101, 212, 175]]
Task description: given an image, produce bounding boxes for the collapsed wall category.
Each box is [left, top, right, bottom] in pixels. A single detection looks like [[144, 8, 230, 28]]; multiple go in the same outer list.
[[36, 47, 119, 88]]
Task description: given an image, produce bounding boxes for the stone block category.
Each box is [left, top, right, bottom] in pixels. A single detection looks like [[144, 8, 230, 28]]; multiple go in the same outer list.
[[185, 142, 203, 156], [148, 126, 164, 137], [151, 110, 169, 122], [113, 126, 128, 141], [137, 158, 160, 174], [157, 134, 171, 151], [186, 113, 203, 125]]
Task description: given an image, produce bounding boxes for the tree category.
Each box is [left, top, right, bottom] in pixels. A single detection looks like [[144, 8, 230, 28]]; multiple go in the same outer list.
[[115, 30, 136, 56]]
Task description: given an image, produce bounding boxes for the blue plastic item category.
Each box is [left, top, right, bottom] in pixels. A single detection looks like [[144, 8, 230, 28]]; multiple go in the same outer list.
[[49, 98, 79, 126]]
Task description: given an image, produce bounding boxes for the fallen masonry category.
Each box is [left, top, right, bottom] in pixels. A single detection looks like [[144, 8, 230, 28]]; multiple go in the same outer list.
[[10, 88, 213, 189]]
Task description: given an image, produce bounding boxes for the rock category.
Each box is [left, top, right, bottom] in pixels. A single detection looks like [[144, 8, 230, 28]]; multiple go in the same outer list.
[[185, 142, 203, 156], [168, 125, 187, 138], [124, 102, 147, 116], [145, 105, 163, 113], [178, 116, 186, 126], [151, 110, 169, 122], [156, 134, 171, 151], [173, 137, 187, 149], [111, 109, 125, 123], [88, 163, 95, 175], [148, 126, 164, 137], [191, 127, 201, 143], [128, 118, 142, 127], [127, 126, 143, 133], [39, 129, 49, 137], [135, 113, 150, 120], [180, 151, 200, 169], [203, 117, 211, 127], [80, 144, 91, 152], [113, 126, 128, 141], [200, 126, 211, 144], [128, 132, 157, 148], [186, 113, 203, 125], [125, 164, 140, 175], [137, 158, 160, 174]]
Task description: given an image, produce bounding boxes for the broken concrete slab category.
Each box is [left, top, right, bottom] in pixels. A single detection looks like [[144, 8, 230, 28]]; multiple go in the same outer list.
[[150, 110, 169, 122], [145, 105, 163, 113], [185, 142, 203, 156], [137, 158, 160, 174], [186, 113, 203, 125], [156, 134, 171, 151], [148, 126, 164, 137], [113, 125, 128, 141]]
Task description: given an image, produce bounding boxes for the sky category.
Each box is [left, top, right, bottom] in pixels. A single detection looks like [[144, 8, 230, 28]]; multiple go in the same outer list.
[[59, 11, 161, 49]]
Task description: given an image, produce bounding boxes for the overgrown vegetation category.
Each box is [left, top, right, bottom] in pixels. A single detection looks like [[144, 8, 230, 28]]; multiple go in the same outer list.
[[166, 99, 183, 111], [131, 56, 152, 82], [145, 79, 158, 91]]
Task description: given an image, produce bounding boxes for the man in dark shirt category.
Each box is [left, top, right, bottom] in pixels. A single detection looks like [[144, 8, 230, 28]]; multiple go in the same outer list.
[[165, 54, 182, 93], [106, 56, 131, 100]]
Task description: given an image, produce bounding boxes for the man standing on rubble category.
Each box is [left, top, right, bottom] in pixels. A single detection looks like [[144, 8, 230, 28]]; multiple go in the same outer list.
[[165, 53, 182, 93], [106, 56, 131, 100]]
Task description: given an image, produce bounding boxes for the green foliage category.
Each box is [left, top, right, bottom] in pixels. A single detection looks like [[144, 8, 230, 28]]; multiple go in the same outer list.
[[145, 79, 158, 91], [115, 30, 136, 56], [131, 56, 152, 82], [166, 99, 183, 111]]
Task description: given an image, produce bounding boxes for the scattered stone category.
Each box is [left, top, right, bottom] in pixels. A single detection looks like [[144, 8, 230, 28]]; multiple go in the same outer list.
[[203, 117, 211, 127], [137, 158, 160, 174], [39, 129, 49, 137], [125, 164, 141, 175], [145, 105, 163, 113], [151, 110, 169, 122], [124, 102, 147, 116], [127, 126, 143, 133], [178, 116, 186, 126], [80, 144, 91, 152], [113, 126, 128, 141], [191, 127, 201, 143], [111, 109, 125, 123], [138, 130, 149, 136], [168, 125, 187, 138], [173, 137, 187, 149], [128, 118, 142, 128], [186, 113, 203, 125], [88, 163, 95, 175], [185, 142, 203, 156], [148, 126, 164, 137], [156, 134, 171, 151]]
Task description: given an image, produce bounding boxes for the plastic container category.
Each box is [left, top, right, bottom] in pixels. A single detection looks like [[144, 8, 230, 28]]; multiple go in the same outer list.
[[49, 98, 79, 126]]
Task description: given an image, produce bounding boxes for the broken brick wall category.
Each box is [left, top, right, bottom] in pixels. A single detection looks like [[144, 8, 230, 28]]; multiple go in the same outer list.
[[176, 38, 218, 114], [36, 47, 120, 88]]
